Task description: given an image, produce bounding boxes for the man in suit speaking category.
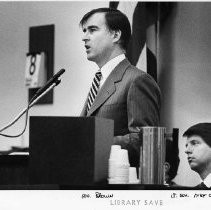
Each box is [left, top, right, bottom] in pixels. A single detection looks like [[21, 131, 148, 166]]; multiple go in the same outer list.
[[80, 7, 161, 167]]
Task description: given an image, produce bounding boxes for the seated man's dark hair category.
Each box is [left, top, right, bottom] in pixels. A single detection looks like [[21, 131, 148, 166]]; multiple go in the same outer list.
[[183, 123, 211, 147]]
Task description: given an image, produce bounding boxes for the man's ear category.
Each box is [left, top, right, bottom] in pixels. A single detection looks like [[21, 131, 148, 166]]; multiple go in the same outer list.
[[112, 30, 121, 43], [164, 162, 171, 173]]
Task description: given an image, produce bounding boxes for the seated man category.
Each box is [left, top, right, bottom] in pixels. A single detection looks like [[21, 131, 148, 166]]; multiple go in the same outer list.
[[183, 123, 211, 189]]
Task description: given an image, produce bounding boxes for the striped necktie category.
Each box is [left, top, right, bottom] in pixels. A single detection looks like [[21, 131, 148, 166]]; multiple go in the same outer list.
[[86, 70, 102, 112]]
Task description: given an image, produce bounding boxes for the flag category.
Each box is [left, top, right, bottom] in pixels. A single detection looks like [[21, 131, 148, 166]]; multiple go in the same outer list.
[[109, 2, 160, 81]]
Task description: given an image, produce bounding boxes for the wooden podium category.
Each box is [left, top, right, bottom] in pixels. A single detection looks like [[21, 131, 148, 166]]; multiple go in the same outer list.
[[29, 116, 114, 185]]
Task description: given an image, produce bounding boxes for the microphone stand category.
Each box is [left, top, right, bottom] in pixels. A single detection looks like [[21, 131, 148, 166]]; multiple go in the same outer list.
[[0, 79, 61, 134]]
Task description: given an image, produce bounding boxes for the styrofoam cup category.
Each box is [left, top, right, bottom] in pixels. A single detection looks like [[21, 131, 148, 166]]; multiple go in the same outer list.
[[116, 149, 129, 165], [109, 145, 121, 159], [129, 167, 139, 184]]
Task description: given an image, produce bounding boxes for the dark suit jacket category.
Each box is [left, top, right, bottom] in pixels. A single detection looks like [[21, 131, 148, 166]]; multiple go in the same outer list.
[[195, 182, 211, 189], [81, 58, 161, 166]]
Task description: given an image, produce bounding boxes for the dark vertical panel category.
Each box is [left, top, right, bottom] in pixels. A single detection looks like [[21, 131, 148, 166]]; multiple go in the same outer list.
[[28, 24, 54, 104]]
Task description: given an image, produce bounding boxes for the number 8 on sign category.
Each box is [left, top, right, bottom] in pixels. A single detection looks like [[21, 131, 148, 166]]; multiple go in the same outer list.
[[29, 55, 37, 75], [25, 52, 44, 88]]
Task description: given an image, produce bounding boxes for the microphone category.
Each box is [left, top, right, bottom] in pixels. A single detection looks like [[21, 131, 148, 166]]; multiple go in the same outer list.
[[30, 68, 65, 103], [0, 68, 65, 136]]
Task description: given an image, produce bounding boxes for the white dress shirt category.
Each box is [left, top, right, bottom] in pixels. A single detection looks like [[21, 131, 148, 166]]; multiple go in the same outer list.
[[99, 54, 126, 88], [202, 173, 211, 188]]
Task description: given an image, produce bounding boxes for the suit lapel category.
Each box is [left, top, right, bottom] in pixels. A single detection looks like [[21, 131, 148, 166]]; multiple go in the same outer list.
[[87, 59, 130, 116], [80, 96, 88, 116]]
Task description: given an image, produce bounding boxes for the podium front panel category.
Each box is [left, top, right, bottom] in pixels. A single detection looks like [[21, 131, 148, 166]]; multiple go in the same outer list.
[[29, 117, 114, 185]]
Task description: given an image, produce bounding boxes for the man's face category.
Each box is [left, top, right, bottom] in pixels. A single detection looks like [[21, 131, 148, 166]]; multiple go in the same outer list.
[[185, 135, 211, 172], [81, 12, 115, 66]]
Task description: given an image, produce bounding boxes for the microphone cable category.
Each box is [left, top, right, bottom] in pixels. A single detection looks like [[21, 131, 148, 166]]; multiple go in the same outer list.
[[0, 79, 61, 138], [0, 103, 30, 138]]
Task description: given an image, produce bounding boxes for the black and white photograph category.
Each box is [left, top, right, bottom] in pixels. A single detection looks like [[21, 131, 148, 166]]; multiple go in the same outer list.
[[0, 1, 211, 209]]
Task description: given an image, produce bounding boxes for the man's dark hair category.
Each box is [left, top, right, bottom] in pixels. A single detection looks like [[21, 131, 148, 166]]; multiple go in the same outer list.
[[80, 7, 131, 50], [183, 123, 211, 147]]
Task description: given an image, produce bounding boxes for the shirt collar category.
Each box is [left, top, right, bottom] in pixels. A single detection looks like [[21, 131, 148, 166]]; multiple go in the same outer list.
[[202, 173, 211, 187], [100, 54, 125, 81]]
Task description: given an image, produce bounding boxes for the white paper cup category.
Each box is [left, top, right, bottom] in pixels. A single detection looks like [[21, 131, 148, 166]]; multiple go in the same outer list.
[[109, 145, 121, 159], [129, 167, 139, 184], [108, 178, 116, 184], [108, 147, 130, 184], [108, 159, 117, 178], [114, 150, 130, 184], [116, 149, 129, 165], [108, 145, 122, 178], [114, 176, 129, 184]]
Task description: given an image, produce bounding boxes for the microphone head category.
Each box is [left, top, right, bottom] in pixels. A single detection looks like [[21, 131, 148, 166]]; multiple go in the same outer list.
[[59, 68, 65, 74], [33, 68, 65, 99], [56, 68, 65, 78]]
